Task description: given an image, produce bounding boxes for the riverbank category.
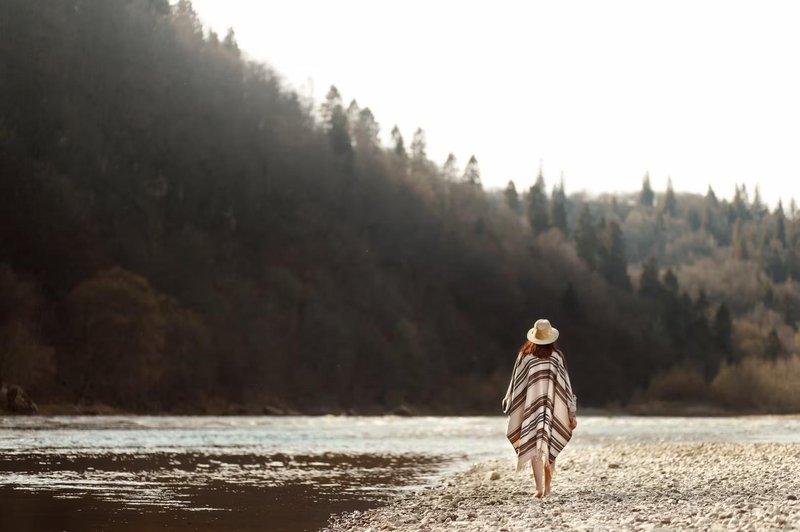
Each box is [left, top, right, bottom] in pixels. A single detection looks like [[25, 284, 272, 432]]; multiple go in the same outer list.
[[325, 441, 800, 531], [23, 401, 800, 417]]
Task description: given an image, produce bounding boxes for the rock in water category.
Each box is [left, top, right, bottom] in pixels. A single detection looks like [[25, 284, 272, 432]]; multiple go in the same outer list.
[[0, 381, 38, 414]]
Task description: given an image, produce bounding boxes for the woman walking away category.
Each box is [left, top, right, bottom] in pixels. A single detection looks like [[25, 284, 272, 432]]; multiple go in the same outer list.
[[502, 319, 577, 498]]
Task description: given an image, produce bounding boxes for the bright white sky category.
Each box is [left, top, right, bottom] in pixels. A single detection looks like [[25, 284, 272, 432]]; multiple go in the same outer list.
[[191, 0, 800, 207]]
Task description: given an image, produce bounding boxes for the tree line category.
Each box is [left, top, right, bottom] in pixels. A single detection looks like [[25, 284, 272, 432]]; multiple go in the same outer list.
[[1, 0, 798, 413]]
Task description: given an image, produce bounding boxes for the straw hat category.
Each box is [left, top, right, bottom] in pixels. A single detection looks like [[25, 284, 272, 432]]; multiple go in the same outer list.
[[527, 319, 559, 345]]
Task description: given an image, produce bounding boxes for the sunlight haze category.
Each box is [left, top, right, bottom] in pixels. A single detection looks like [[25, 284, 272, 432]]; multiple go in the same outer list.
[[192, 0, 800, 207]]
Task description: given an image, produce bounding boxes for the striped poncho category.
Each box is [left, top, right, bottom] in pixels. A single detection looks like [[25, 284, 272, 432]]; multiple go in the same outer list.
[[503, 350, 577, 471]]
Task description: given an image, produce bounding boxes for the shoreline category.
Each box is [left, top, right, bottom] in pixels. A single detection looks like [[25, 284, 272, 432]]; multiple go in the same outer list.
[[17, 402, 800, 417], [324, 441, 800, 531]]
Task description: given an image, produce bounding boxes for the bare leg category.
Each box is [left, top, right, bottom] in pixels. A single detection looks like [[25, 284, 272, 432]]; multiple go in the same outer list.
[[544, 461, 553, 496], [531, 457, 544, 497]]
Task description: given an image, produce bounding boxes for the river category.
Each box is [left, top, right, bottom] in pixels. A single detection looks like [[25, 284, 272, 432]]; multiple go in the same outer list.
[[2, 415, 799, 531]]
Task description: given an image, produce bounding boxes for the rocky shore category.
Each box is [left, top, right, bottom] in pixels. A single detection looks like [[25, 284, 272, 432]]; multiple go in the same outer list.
[[325, 442, 800, 531]]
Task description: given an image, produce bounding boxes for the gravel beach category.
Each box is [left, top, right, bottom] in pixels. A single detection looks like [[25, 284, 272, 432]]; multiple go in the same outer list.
[[325, 442, 800, 531]]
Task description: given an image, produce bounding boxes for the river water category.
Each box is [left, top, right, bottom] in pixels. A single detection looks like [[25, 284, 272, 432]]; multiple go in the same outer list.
[[2, 415, 799, 531]]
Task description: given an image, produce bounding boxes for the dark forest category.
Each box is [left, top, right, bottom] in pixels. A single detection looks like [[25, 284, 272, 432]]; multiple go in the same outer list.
[[1, 0, 799, 414]]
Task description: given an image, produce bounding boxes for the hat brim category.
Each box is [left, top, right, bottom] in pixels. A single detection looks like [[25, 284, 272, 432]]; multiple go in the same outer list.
[[527, 327, 559, 345]]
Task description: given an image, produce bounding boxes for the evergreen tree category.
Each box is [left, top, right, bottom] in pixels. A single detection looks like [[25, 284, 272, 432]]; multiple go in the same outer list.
[[706, 185, 718, 206], [462, 155, 481, 186], [661, 268, 679, 294], [222, 28, 240, 56], [410, 128, 427, 161], [527, 172, 549, 235], [320, 86, 352, 157], [663, 177, 677, 216], [504, 181, 521, 214], [638, 256, 661, 298], [639, 173, 655, 207], [752, 185, 765, 218], [732, 184, 749, 221], [574, 204, 598, 269], [601, 220, 630, 289], [346, 99, 360, 125], [702, 186, 720, 237], [732, 219, 749, 260], [776, 200, 787, 246], [390, 125, 406, 158], [358, 108, 380, 147], [550, 180, 568, 235], [442, 153, 458, 181], [174, 0, 202, 35]]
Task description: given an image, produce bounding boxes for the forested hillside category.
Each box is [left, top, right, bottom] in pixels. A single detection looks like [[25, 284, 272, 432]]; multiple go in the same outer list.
[[1, 0, 798, 413]]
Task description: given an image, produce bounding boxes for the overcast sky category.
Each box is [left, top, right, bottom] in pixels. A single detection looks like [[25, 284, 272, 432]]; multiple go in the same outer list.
[[191, 0, 800, 208]]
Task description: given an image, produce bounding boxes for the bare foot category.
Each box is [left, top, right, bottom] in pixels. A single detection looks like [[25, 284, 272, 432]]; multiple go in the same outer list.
[[534, 490, 543, 498], [544, 463, 553, 496]]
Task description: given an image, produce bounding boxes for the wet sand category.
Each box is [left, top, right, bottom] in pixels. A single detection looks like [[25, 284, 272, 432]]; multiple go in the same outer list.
[[325, 442, 800, 531]]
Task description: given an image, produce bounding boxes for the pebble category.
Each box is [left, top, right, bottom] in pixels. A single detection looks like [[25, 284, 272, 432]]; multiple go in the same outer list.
[[324, 442, 800, 532]]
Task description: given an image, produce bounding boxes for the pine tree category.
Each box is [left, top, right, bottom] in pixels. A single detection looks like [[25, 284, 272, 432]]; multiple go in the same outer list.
[[390, 125, 406, 158], [550, 180, 568, 235], [442, 153, 458, 181], [346, 99, 360, 131], [410, 128, 427, 161], [662, 268, 679, 294], [732, 219, 749, 260], [601, 220, 630, 289], [320, 86, 352, 157], [639, 173, 654, 207], [320, 85, 342, 127], [574, 204, 598, 269], [702, 186, 719, 237], [348, 104, 380, 150], [752, 185, 765, 218], [222, 28, 240, 56], [776, 200, 787, 247], [732, 184, 749, 221], [706, 185, 718, 206], [527, 172, 549, 234], [174, 0, 202, 35], [504, 181, 521, 214], [663, 177, 677, 216], [638, 256, 661, 298], [462, 155, 481, 186]]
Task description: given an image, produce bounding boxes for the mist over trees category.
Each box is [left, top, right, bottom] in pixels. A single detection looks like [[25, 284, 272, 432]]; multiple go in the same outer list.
[[1, 0, 799, 413]]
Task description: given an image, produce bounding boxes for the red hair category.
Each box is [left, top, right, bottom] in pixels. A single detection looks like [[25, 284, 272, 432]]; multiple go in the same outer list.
[[518, 340, 558, 359]]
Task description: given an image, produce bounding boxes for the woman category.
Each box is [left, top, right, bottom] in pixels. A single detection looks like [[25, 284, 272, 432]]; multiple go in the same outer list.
[[502, 318, 577, 497]]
